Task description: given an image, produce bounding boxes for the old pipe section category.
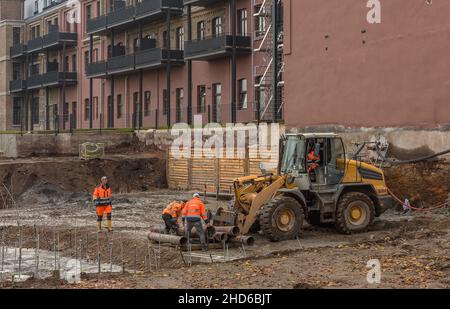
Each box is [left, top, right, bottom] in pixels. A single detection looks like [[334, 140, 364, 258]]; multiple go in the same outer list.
[[229, 236, 255, 246], [214, 226, 240, 236], [147, 232, 187, 246]]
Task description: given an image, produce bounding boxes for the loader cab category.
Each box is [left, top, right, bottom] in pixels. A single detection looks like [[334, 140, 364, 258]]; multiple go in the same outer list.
[[280, 134, 346, 189]]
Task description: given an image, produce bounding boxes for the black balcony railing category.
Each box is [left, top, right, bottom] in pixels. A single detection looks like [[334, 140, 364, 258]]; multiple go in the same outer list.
[[25, 32, 77, 53], [87, 0, 183, 35], [9, 80, 27, 92], [27, 37, 44, 53], [42, 31, 77, 49], [108, 5, 135, 27], [27, 72, 77, 89], [10, 44, 27, 59], [86, 48, 184, 78], [184, 34, 251, 60], [183, 0, 222, 6], [108, 54, 135, 74]]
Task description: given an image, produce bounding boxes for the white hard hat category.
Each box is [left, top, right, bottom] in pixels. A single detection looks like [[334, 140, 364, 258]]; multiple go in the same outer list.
[[193, 193, 200, 198]]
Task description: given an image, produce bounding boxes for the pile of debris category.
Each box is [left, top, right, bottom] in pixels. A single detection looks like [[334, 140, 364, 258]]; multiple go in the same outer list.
[[148, 225, 254, 251]]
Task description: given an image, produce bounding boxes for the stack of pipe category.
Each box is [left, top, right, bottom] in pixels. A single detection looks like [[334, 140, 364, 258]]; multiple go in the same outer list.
[[148, 224, 255, 247]]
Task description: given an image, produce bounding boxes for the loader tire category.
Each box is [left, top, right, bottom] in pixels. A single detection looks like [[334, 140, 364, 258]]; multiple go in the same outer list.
[[335, 192, 375, 234], [260, 196, 304, 242]]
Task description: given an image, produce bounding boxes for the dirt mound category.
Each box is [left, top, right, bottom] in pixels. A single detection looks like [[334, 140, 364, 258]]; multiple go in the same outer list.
[[0, 155, 167, 207], [384, 162, 450, 208]]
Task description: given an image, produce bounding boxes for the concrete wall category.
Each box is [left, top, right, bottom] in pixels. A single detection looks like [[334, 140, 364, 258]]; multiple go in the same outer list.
[[0, 132, 134, 157], [283, 0, 450, 129]]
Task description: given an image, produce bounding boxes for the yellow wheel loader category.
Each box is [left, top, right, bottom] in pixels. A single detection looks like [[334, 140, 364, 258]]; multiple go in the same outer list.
[[214, 133, 393, 242]]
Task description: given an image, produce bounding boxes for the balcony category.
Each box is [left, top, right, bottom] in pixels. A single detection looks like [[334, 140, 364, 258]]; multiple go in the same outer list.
[[184, 34, 251, 60], [26, 31, 77, 53], [86, 47, 184, 78], [87, 0, 183, 35], [9, 80, 27, 93], [42, 31, 77, 50], [27, 72, 78, 89], [135, 48, 184, 69], [183, 0, 223, 6], [10, 44, 27, 59]]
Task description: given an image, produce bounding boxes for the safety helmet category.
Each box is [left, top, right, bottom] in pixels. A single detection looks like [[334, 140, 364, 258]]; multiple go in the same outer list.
[[193, 193, 200, 198]]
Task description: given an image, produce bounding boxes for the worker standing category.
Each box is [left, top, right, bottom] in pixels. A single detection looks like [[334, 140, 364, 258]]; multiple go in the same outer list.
[[93, 176, 113, 233], [162, 200, 185, 235], [182, 193, 210, 251]]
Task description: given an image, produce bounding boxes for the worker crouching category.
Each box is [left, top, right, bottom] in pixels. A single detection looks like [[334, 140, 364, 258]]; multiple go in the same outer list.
[[182, 193, 210, 251], [93, 176, 113, 233], [162, 200, 186, 235]]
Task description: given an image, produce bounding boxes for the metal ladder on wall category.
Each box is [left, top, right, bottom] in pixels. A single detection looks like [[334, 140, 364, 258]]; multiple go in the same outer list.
[[253, 0, 285, 122]]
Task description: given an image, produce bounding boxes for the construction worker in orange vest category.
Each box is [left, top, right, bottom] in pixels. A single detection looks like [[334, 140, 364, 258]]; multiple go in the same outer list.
[[307, 143, 321, 174], [93, 176, 112, 233], [162, 200, 186, 235], [182, 193, 210, 251]]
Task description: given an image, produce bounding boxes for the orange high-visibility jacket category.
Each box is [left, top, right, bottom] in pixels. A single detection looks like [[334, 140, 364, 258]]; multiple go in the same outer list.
[[93, 184, 111, 207], [162, 202, 184, 218], [182, 197, 207, 220]]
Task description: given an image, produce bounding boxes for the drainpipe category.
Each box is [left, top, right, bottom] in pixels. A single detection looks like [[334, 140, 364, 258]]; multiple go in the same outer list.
[[89, 34, 93, 129], [187, 4, 192, 126], [166, 9, 171, 128], [231, 0, 237, 124]]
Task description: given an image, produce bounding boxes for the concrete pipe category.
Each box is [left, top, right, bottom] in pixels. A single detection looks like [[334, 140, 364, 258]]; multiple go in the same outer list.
[[214, 226, 240, 236], [147, 232, 187, 246], [212, 232, 228, 242], [180, 226, 216, 239], [229, 235, 255, 246], [150, 224, 216, 238]]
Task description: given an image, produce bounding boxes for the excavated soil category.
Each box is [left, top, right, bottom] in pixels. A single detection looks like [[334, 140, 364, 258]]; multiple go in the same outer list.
[[385, 162, 450, 208], [0, 154, 166, 207]]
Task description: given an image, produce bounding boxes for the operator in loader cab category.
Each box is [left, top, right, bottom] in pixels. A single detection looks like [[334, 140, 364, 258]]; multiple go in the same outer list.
[[307, 141, 321, 173]]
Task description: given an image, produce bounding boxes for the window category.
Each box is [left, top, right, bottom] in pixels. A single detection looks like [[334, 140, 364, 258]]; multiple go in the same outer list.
[[84, 98, 90, 121], [72, 54, 77, 72], [13, 97, 22, 126], [213, 83, 222, 123], [255, 5, 266, 37], [163, 31, 168, 49], [197, 85, 206, 113], [144, 91, 151, 116], [66, 13, 71, 32], [133, 37, 139, 53], [176, 27, 184, 50], [13, 27, 21, 45], [63, 102, 69, 122], [96, 1, 101, 17], [84, 51, 89, 69], [36, 25, 40, 37], [94, 48, 98, 61], [117, 94, 123, 118], [197, 21, 205, 40], [176, 88, 183, 123], [212, 17, 223, 37], [238, 9, 248, 36], [32, 97, 39, 125], [64, 56, 69, 72], [54, 18, 58, 27], [163, 89, 168, 115], [12, 63, 21, 80], [86, 5, 92, 28], [94, 97, 98, 119], [133, 92, 140, 127], [255, 76, 266, 119], [34, 1, 38, 14], [238, 79, 248, 110]]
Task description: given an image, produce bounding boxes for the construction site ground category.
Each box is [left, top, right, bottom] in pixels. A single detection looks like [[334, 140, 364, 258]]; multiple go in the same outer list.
[[0, 154, 448, 289]]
